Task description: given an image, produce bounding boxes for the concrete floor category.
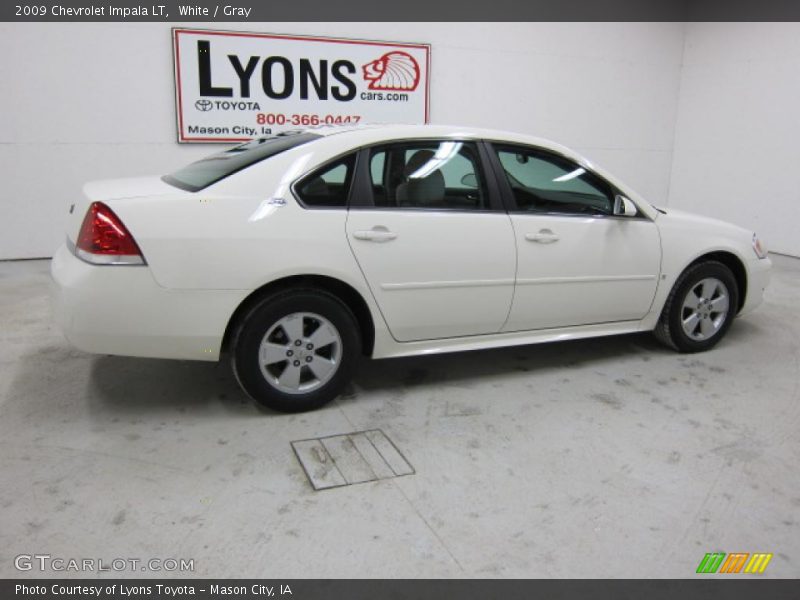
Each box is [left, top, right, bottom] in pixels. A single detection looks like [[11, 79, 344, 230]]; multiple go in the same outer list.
[[0, 256, 798, 579]]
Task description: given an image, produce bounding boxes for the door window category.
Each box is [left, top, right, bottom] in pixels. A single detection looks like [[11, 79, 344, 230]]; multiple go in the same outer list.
[[368, 141, 488, 210], [494, 145, 615, 216]]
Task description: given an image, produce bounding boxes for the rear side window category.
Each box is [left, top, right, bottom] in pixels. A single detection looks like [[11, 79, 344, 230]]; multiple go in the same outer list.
[[163, 132, 321, 192], [294, 154, 356, 208]]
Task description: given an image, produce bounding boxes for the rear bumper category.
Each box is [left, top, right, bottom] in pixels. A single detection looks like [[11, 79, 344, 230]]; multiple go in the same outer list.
[[50, 244, 246, 361], [739, 256, 771, 316]]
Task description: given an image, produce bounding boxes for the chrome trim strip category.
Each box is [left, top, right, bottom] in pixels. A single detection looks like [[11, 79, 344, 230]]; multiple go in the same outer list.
[[67, 237, 146, 266], [381, 274, 655, 291], [381, 278, 515, 291], [516, 275, 656, 286]]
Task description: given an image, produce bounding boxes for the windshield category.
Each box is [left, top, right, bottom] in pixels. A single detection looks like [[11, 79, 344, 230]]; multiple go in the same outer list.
[[163, 132, 321, 192]]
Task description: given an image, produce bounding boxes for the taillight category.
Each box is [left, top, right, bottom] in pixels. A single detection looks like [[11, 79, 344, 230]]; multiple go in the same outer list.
[[74, 202, 145, 265]]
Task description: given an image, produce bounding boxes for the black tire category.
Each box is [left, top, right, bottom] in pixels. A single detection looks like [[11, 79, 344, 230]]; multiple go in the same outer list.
[[654, 260, 739, 353], [231, 289, 361, 413]]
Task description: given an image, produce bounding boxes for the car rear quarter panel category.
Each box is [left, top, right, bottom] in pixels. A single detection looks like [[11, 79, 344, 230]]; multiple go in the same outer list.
[[106, 146, 365, 293], [97, 143, 387, 359]]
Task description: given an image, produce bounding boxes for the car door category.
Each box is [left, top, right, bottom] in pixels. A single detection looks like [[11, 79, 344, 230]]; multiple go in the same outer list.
[[346, 140, 516, 342], [486, 143, 661, 332]]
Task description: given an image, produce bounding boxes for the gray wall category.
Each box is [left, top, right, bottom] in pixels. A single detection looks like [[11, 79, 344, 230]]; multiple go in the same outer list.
[[668, 22, 800, 256], [1, 22, 686, 259]]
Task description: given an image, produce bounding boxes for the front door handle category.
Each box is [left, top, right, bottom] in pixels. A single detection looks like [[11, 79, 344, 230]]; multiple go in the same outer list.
[[525, 229, 559, 244], [353, 227, 397, 243]]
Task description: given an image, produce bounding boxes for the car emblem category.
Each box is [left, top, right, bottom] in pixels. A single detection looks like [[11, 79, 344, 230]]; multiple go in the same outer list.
[[195, 99, 213, 112]]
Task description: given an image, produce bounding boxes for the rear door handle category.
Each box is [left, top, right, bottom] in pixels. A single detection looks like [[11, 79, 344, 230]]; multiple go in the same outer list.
[[353, 227, 397, 243], [525, 229, 559, 244]]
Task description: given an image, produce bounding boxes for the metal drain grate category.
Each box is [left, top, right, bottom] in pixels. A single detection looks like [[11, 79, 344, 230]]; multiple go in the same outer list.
[[291, 429, 414, 490]]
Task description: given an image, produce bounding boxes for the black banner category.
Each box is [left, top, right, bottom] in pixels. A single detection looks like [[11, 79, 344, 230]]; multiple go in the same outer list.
[[3, 579, 800, 600], [4, 0, 800, 22]]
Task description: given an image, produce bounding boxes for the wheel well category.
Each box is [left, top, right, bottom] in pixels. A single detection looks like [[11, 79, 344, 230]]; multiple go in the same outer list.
[[689, 251, 747, 313], [221, 275, 376, 356]]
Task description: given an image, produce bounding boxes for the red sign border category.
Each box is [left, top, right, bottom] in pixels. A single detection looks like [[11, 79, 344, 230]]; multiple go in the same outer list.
[[172, 28, 432, 143]]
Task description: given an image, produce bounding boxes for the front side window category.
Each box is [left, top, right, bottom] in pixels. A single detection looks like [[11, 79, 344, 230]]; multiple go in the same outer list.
[[368, 141, 488, 210], [294, 153, 356, 208], [493, 145, 615, 216]]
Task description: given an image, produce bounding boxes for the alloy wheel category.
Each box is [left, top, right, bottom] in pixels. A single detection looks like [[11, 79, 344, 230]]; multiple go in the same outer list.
[[680, 277, 730, 341], [258, 312, 342, 395]]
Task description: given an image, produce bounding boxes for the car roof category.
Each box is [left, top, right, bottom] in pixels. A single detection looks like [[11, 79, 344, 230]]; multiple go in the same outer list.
[[307, 123, 573, 154]]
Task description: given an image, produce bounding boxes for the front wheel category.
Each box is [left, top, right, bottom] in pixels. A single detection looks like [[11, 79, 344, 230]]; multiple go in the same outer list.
[[654, 261, 739, 353], [231, 289, 361, 412]]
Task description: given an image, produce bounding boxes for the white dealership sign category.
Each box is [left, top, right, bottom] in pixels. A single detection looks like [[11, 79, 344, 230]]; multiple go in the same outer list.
[[172, 28, 431, 143]]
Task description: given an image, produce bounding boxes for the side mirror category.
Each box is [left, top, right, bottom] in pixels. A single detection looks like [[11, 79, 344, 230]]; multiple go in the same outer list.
[[613, 195, 638, 217], [460, 173, 478, 188]]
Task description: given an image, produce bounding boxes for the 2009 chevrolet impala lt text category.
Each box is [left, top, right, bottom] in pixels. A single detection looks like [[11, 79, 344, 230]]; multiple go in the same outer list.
[[51, 125, 772, 412]]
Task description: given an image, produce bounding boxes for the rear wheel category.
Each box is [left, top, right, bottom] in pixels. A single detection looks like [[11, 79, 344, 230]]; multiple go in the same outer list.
[[654, 261, 739, 353], [231, 289, 361, 412]]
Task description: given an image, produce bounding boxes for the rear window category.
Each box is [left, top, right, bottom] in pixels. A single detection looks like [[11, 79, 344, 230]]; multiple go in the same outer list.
[[163, 132, 321, 192]]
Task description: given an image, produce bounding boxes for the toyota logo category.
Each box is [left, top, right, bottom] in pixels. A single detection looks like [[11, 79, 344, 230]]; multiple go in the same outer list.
[[195, 99, 213, 112]]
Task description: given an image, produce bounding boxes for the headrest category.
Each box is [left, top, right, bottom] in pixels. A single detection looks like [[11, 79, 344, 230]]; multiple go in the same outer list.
[[404, 150, 437, 178], [396, 150, 445, 206]]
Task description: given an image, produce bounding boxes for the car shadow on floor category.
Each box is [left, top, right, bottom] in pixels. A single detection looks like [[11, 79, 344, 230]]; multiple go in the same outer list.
[[86, 354, 254, 416], [2, 344, 253, 421], [86, 332, 676, 416], [3, 326, 744, 419], [342, 331, 672, 406]]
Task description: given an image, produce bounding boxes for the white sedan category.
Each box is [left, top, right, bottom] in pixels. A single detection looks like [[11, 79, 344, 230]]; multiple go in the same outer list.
[[51, 125, 772, 412]]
